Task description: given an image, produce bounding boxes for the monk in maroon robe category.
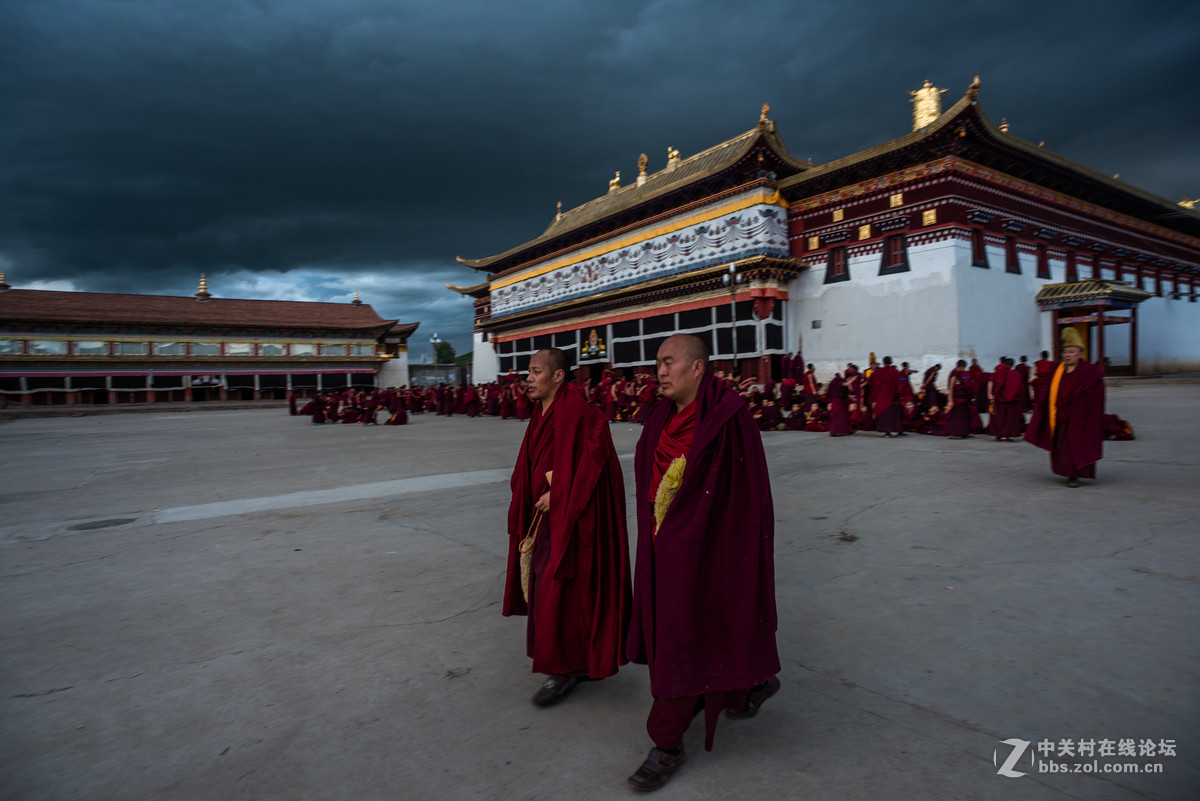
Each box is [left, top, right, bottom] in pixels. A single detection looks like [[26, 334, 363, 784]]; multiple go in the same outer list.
[[986, 358, 1024, 441], [869, 356, 905, 436], [1015, 356, 1032, 412], [944, 360, 974, 438], [1024, 342, 1105, 487], [504, 348, 631, 706], [626, 335, 779, 791], [825, 373, 853, 436], [1032, 350, 1055, 404], [464, 384, 481, 417]]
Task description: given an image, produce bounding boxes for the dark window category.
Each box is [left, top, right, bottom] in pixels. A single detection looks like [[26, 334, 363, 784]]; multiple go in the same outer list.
[[678, 307, 712, 329], [499, 356, 513, 373], [321, 373, 348, 390], [351, 374, 374, 388], [151, 375, 184, 388], [644, 336, 667, 362], [1037, 245, 1051, 279], [111, 375, 147, 389], [643, 314, 676, 335], [772, 302, 783, 321], [258, 375, 287, 389], [533, 334, 552, 350], [611, 320, 639, 338], [291, 374, 318, 388], [825, 247, 850, 283], [28, 376, 67, 390], [498, 340, 514, 355], [715, 328, 732, 355], [553, 331, 576, 348], [736, 300, 753, 319], [1005, 238, 1020, 274], [714, 304, 732, 323], [736, 326, 756, 354], [227, 375, 256, 390], [613, 340, 641, 364], [0, 377, 22, 392], [765, 324, 783, 350], [971, 229, 989, 268], [879, 235, 910, 275], [71, 375, 107, 390], [515, 337, 532, 353], [1065, 251, 1078, 282], [515, 354, 531, 372]]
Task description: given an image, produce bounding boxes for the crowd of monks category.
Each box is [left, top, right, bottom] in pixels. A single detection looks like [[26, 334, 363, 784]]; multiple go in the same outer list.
[[287, 353, 1133, 444]]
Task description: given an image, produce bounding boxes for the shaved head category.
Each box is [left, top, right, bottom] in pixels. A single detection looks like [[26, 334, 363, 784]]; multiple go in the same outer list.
[[663, 334, 709, 365], [537, 347, 569, 375]]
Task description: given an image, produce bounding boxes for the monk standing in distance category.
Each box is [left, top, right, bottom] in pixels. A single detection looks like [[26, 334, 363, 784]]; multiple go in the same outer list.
[[504, 348, 632, 705], [626, 334, 780, 792], [1024, 330, 1105, 487]]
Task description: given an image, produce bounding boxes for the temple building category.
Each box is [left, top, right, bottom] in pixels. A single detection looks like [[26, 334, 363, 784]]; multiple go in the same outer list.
[[451, 77, 1199, 382], [0, 275, 418, 406]]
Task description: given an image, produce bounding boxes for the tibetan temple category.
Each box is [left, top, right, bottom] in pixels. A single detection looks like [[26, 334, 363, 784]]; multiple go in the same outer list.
[[450, 77, 1200, 383], [0, 275, 418, 405]]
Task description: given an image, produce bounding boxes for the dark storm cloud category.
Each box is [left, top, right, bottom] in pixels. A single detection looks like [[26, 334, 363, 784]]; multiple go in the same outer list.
[[2, 0, 1197, 352]]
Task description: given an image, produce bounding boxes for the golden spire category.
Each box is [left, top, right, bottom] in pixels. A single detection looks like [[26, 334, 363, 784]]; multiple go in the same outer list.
[[0, 271, 9, 291], [555, 200, 563, 220], [352, 290, 362, 306], [999, 117, 1010, 133], [637, 153, 648, 186], [909, 80, 947, 131], [666, 146, 680, 169], [1179, 197, 1196, 210], [195, 273, 212, 301], [966, 73, 981, 102], [608, 171, 621, 192]]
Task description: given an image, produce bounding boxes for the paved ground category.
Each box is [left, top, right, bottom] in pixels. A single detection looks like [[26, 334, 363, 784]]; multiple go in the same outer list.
[[1, 383, 1197, 801]]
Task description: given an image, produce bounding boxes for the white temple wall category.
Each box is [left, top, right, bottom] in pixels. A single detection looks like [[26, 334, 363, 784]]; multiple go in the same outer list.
[[473, 331, 501, 383], [376, 350, 411, 388], [1135, 294, 1200, 373], [788, 236, 960, 383], [954, 240, 1051, 367]]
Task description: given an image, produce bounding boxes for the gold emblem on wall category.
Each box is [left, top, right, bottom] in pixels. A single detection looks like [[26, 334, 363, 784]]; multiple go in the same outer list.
[[858, 224, 871, 240], [922, 209, 938, 226], [890, 193, 904, 208]]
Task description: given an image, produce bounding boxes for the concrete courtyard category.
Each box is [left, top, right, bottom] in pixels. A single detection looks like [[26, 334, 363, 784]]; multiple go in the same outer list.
[[1, 381, 1197, 801]]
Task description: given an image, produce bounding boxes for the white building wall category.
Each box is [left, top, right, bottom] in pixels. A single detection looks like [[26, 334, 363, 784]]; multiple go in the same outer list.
[[953, 240, 1050, 367], [473, 331, 500, 383], [789, 236, 960, 384], [1135, 294, 1200, 373], [376, 350, 410, 387]]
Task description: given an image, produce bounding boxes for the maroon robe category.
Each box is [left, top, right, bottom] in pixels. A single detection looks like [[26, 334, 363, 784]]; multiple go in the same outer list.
[[1014, 362, 1032, 412], [503, 384, 631, 678], [945, 369, 974, 437], [869, 364, 903, 434], [628, 371, 779, 711], [1024, 360, 1105, 479], [986, 365, 1024, 438], [826, 375, 853, 436], [1032, 358, 1055, 404]]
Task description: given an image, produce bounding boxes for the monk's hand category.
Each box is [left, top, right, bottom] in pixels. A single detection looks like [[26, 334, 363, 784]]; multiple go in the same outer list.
[[535, 491, 551, 512]]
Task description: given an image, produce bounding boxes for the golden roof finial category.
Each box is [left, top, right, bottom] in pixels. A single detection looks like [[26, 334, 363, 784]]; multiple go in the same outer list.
[[999, 117, 1010, 133], [555, 200, 563, 220], [760, 102, 770, 123], [966, 73, 981, 102], [909, 80, 947, 131], [195, 272, 212, 301], [666, 146, 680, 170], [637, 153, 649, 186], [352, 289, 362, 306], [608, 171, 621, 193], [0, 271, 9, 291], [1180, 197, 1197, 210]]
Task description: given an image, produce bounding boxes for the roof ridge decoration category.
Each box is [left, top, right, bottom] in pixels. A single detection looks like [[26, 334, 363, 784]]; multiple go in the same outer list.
[[455, 110, 809, 274]]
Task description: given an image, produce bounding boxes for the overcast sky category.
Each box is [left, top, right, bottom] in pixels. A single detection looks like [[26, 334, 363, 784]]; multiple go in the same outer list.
[[2, 0, 1197, 357]]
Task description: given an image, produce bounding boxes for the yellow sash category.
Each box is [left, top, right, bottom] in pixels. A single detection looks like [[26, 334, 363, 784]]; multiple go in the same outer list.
[[1047, 362, 1065, 434]]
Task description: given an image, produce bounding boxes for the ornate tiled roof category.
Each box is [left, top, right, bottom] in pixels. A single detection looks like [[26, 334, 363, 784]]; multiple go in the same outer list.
[[457, 119, 809, 272], [0, 288, 404, 332], [1035, 279, 1154, 308]]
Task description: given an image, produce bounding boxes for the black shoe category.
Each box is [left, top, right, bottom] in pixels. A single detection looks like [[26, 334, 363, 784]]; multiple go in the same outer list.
[[627, 747, 687, 791], [726, 675, 781, 719], [532, 675, 580, 706]]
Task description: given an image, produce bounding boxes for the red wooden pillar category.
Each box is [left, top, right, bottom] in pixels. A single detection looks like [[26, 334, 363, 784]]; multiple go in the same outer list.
[[1130, 306, 1139, 377]]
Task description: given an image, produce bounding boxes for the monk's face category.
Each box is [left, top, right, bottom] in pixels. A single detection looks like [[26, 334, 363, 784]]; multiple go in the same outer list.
[[526, 352, 564, 402], [1062, 345, 1083, 366], [656, 337, 704, 406]]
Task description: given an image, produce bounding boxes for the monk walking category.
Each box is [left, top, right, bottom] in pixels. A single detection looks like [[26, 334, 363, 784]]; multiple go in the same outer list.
[[1024, 331, 1105, 487], [869, 356, 905, 437], [626, 334, 780, 791], [504, 348, 632, 706]]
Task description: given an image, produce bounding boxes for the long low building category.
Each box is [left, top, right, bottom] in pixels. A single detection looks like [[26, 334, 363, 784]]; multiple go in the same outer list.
[[0, 276, 418, 405], [451, 78, 1199, 383]]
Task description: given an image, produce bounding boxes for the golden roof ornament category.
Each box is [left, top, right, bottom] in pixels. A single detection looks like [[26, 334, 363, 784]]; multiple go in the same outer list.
[[555, 200, 563, 220], [352, 290, 362, 306], [0, 271, 9, 291], [637, 153, 649, 186], [608, 171, 621, 193], [666, 146, 680, 169], [1179, 197, 1197, 210], [195, 273, 212, 301], [757, 102, 774, 131], [999, 117, 1010, 133], [909, 80, 947, 131], [966, 73, 981, 102]]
